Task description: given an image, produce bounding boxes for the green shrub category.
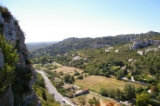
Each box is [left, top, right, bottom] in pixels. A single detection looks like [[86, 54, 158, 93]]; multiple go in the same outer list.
[[33, 73, 60, 106], [12, 66, 33, 105], [0, 35, 18, 94], [77, 75, 83, 79]]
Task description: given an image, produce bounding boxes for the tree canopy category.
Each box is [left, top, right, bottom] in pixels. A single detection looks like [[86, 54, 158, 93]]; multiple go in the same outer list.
[[136, 92, 150, 106], [124, 84, 135, 100]]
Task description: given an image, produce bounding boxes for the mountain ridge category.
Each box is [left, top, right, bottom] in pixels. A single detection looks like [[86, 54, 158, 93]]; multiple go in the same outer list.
[[30, 31, 160, 58]]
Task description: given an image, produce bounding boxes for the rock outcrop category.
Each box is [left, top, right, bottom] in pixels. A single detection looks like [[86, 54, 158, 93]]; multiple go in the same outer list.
[[0, 6, 41, 106], [0, 48, 4, 68], [131, 38, 159, 50], [0, 12, 4, 24], [0, 87, 14, 106]]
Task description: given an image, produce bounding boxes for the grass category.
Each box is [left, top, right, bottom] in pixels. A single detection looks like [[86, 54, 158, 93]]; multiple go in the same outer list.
[[33, 62, 83, 76], [50, 66, 83, 75], [74, 75, 146, 92], [52, 62, 62, 67], [32, 73, 60, 106], [72, 93, 119, 106], [33, 63, 58, 71]]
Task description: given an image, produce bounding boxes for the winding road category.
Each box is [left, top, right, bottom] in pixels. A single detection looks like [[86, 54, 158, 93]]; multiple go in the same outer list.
[[36, 70, 75, 106]]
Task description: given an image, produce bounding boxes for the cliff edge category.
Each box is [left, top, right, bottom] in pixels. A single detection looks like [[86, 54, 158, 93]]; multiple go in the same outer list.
[[0, 6, 41, 106]]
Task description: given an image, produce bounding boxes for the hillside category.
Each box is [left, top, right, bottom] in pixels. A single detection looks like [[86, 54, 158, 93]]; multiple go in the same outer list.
[[31, 31, 160, 80], [30, 31, 160, 58], [30, 31, 160, 105]]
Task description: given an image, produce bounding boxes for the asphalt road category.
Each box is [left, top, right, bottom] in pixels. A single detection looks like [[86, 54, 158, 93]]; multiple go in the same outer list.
[[36, 70, 75, 106]]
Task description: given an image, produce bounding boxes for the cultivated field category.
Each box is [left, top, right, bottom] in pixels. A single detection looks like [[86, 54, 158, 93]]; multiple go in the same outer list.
[[51, 66, 83, 75], [75, 75, 146, 92]]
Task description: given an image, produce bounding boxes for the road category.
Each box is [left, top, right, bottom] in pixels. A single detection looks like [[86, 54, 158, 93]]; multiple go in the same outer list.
[[36, 70, 75, 106], [122, 76, 148, 86]]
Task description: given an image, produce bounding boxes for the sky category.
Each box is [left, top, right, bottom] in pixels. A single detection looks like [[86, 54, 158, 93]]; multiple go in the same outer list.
[[0, 0, 160, 42]]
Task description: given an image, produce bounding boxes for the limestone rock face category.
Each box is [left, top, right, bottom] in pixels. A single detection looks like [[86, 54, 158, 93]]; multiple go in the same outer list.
[[0, 7, 41, 106], [0, 87, 14, 106], [4, 18, 18, 48], [0, 48, 4, 68], [0, 13, 4, 24], [131, 39, 155, 50]]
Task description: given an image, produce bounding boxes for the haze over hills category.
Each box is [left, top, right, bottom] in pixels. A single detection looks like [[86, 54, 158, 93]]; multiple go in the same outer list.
[[26, 41, 58, 51]]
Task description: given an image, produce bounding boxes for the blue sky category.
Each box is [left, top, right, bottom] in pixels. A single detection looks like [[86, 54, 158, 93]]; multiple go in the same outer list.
[[1, 0, 160, 42]]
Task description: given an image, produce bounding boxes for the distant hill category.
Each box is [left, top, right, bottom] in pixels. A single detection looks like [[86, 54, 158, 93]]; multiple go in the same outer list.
[[26, 41, 58, 51], [30, 31, 160, 105], [30, 31, 160, 58], [30, 31, 160, 81]]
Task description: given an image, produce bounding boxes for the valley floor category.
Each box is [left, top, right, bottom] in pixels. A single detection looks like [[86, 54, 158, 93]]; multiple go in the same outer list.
[[36, 70, 75, 106], [33, 62, 148, 106], [75, 75, 146, 92]]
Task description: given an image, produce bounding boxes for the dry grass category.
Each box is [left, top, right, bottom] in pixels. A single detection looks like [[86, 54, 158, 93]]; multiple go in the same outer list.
[[52, 62, 62, 67], [75, 75, 146, 92], [50, 66, 83, 75], [72, 93, 119, 106]]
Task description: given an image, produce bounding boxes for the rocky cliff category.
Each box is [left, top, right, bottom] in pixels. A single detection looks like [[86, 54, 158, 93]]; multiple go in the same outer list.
[[131, 38, 160, 50], [0, 6, 41, 106], [0, 48, 4, 68]]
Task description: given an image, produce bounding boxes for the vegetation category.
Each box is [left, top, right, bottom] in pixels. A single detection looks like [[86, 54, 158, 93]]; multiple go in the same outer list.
[[33, 73, 60, 106], [136, 92, 150, 106], [123, 84, 135, 100], [77, 75, 83, 79], [75, 75, 145, 92], [64, 74, 75, 84], [44, 70, 69, 96], [34, 63, 57, 71], [30, 31, 160, 105], [0, 5, 12, 22], [0, 35, 33, 105], [12, 66, 33, 105], [88, 97, 99, 106], [31, 32, 160, 79], [0, 5, 60, 106], [0, 35, 18, 94]]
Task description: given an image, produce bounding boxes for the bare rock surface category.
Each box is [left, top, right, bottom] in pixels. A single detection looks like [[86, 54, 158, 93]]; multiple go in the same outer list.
[[0, 48, 4, 68]]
